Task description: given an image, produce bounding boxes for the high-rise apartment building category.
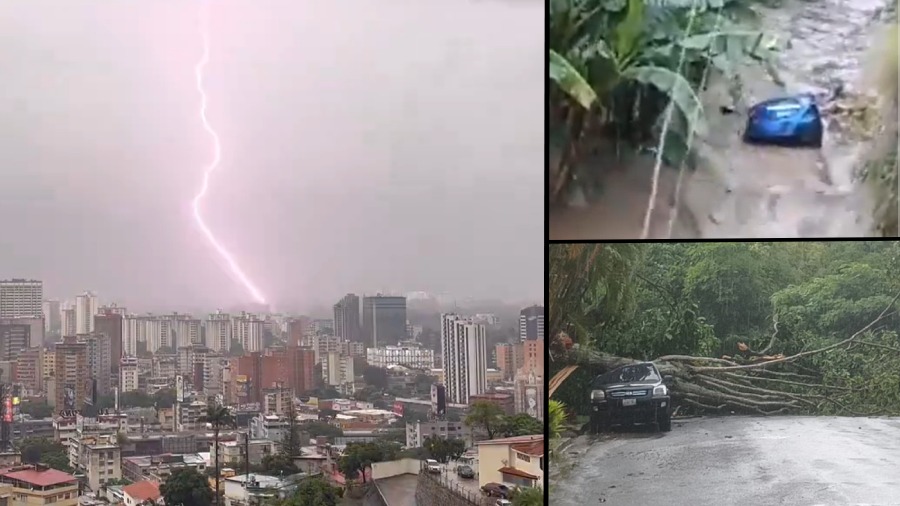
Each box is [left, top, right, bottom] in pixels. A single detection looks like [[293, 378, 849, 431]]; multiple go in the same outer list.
[[172, 318, 201, 349], [75, 292, 98, 334], [119, 356, 139, 393], [205, 312, 233, 353], [0, 321, 30, 361], [440, 314, 487, 404], [16, 347, 43, 395], [362, 295, 407, 348], [94, 311, 124, 371], [83, 333, 112, 397], [55, 336, 90, 411], [519, 305, 544, 341], [366, 345, 435, 370], [0, 279, 43, 318], [322, 351, 355, 393], [232, 313, 264, 352], [333, 294, 361, 343], [61, 306, 77, 337], [43, 299, 61, 335]]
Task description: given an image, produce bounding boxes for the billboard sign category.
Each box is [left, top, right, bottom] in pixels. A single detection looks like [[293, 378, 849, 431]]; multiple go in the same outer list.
[[176, 375, 185, 403], [64, 384, 76, 410], [3, 397, 11, 422], [392, 401, 404, 417], [430, 383, 446, 416], [525, 387, 538, 418], [236, 375, 249, 398]]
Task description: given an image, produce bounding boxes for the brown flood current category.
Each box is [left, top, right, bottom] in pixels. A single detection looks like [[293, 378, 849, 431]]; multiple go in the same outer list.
[[550, 0, 890, 239]]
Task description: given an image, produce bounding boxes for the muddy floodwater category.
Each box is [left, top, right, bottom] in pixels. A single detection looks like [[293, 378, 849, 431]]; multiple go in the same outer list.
[[551, 0, 891, 239]]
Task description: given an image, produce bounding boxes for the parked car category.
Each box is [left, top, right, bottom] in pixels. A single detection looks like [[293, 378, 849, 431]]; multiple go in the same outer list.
[[482, 483, 510, 498], [495, 500, 512, 506], [590, 362, 673, 433], [425, 459, 441, 474], [456, 464, 475, 479]]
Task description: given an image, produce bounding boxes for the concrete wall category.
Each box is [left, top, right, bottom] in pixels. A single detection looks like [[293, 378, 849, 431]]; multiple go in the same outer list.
[[415, 472, 482, 506], [371, 458, 421, 480], [363, 483, 388, 506]]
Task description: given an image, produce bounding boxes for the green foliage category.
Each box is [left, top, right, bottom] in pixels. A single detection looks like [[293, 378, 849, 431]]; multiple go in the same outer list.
[[362, 366, 389, 390], [261, 454, 298, 476], [160, 468, 213, 506], [280, 402, 303, 458], [422, 436, 466, 463], [229, 339, 244, 356], [552, 241, 900, 416], [300, 421, 343, 439], [19, 401, 53, 419], [337, 441, 401, 483], [511, 486, 544, 506], [548, 0, 778, 193], [278, 477, 340, 506], [498, 413, 544, 438], [548, 400, 567, 440], [17, 437, 72, 473], [464, 400, 506, 440]]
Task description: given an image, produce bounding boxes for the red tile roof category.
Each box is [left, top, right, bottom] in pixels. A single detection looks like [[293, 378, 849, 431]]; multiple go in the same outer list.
[[511, 440, 545, 457], [123, 480, 161, 502], [1, 468, 77, 487], [498, 466, 540, 480]]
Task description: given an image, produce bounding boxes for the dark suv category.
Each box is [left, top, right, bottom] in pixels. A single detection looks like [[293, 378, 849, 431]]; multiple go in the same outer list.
[[590, 362, 673, 433]]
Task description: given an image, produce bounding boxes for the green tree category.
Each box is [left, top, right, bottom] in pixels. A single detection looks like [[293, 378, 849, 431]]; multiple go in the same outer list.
[[280, 477, 339, 506], [153, 388, 176, 409], [160, 468, 213, 506], [280, 402, 302, 458], [499, 414, 543, 437], [511, 486, 544, 506], [300, 421, 342, 439], [261, 454, 298, 476], [199, 402, 235, 503], [229, 339, 244, 356], [19, 402, 53, 419], [465, 400, 505, 440], [422, 436, 466, 463], [337, 441, 400, 483], [362, 366, 389, 390], [18, 437, 72, 473]]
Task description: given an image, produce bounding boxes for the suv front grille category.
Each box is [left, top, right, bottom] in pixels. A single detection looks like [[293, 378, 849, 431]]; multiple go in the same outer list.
[[609, 390, 649, 398]]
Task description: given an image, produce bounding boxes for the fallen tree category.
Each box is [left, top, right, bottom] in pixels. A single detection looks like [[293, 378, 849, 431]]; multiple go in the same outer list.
[[551, 291, 900, 416]]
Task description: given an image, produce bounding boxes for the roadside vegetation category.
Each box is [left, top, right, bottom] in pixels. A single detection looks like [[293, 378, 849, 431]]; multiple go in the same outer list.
[[548, 0, 777, 204], [550, 242, 900, 419]]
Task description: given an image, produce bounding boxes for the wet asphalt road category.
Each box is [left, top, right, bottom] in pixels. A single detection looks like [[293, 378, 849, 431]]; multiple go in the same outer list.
[[551, 416, 900, 506]]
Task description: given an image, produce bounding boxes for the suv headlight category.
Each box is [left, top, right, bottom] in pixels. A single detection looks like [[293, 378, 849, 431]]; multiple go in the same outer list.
[[590, 390, 605, 401], [653, 385, 668, 396]]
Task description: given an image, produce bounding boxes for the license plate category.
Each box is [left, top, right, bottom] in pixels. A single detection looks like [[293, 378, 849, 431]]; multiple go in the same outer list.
[[622, 399, 637, 407]]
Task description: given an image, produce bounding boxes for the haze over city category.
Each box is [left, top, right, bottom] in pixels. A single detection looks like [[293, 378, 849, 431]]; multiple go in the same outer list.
[[0, 0, 543, 312]]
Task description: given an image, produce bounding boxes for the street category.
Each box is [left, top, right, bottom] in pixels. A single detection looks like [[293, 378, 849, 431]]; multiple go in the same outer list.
[[551, 416, 900, 505]]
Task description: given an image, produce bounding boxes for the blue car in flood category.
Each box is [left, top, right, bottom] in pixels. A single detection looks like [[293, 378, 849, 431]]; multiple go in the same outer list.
[[743, 94, 824, 148]]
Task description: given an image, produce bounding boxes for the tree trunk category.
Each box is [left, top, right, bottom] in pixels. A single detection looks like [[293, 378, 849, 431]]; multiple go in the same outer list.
[[554, 292, 900, 416]]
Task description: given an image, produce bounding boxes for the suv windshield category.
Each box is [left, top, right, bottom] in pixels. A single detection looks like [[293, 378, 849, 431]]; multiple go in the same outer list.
[[595, 364, 660, 386]]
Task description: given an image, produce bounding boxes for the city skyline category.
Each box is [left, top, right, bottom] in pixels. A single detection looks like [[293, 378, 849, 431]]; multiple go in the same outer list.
[[0, 0, 543, 311]]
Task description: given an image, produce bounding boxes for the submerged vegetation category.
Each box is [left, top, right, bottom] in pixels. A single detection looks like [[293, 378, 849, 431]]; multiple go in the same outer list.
[[548, 0, 778, 203]]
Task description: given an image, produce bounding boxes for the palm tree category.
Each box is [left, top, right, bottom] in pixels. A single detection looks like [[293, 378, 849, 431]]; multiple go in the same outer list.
[[200, 402, 235, 505]]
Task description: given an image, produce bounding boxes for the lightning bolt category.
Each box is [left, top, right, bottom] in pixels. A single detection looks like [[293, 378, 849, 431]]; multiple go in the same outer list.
[[192, 4, 266, 305]]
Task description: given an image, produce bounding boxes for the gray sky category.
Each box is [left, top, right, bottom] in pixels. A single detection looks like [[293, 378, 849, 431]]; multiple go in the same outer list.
[[0, 0, 543, 313]]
